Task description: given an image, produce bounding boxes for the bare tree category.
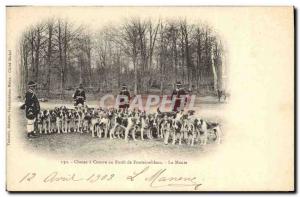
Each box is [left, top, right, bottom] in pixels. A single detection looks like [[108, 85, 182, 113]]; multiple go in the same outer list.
[[46, 20, 54, 94], [120, 19, 140, 95], [18, 17, 226, 98]]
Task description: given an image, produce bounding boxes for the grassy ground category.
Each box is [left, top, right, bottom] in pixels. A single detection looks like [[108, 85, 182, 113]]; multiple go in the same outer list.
[[25, 132, 219, 160], [16, 96, 226, 159]]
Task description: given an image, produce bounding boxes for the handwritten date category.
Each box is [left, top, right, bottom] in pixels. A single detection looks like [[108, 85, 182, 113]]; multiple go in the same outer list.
[[19, 172, 115, 183]]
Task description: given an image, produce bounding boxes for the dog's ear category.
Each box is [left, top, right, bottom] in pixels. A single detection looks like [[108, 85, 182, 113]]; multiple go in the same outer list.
[[157, 107, 161, 113], [20, 103, 25, 110]]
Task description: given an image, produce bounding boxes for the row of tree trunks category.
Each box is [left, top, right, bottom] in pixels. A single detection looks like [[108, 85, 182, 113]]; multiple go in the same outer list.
[[18, 18, 225, 98]]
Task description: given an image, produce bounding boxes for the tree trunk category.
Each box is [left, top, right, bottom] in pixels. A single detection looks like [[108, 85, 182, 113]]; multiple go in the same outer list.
[[160, 58, 164, 95], [79, 54, 83, 84], [180, 31, 185, 83], [47, 23, 53, 95], [211, 44, 218, 91], [87, 47, 92, 87], [35, 28, 41, 84], [183, 24, 191, 88], [159, 23, 165, 95], [30, 32, 35, 81], [196, 28, 202, 91], [63, 22, 68, 97], [133, 57, 138, 95], [172, 29, 178, 84], [22, 41, 29, 97], [58, 21, 64, 99]]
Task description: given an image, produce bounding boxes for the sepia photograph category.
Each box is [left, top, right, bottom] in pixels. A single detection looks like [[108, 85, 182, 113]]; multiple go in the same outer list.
[[15, 12, 227, 158], [6, 6, 294, 191]]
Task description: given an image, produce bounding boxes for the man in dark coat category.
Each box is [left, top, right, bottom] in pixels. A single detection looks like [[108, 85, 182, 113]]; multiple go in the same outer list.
[[73, 84, 86, 106], [118, 84, 130, 109], [171, 81, 187, 112], [21, 81, 40, 138]]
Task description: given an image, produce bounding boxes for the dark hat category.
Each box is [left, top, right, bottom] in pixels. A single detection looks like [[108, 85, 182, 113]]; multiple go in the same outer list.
[[176, 81, 182, 86], [27, 81, 37, 87], [122, 84, 127, 90]]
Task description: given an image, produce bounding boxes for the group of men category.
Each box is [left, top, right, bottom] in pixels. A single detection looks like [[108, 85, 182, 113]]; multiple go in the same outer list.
[[118, 81, 187, 111], [21, 81, 187, 138]]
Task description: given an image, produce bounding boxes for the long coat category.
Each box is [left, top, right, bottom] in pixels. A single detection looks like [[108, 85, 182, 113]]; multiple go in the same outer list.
[[24, 89, 40, 120], [171, 88, 186, 112], [73, 89, 86, 105], [119, 90, 130, 109]]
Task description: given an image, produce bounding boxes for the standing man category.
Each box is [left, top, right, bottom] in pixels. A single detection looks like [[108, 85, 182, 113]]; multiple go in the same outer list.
[[73, 84, 86, 107], [21, 81, 40, 138], [118, 84, 130, 109], [171, 81, 187, 112]]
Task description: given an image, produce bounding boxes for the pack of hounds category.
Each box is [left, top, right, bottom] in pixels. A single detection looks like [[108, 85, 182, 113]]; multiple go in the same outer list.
[[36, 105, 223, 146]]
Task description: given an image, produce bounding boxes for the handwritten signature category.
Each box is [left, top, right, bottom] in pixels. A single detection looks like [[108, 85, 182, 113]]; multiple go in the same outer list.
[[127, 166, 202, 190]]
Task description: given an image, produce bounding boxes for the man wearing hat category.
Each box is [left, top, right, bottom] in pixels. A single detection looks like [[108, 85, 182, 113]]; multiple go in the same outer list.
[[73, 84, 86, 106], [118, 84, 130, 109], [20, 81, 40, 138], [171, 81, 187, 112]]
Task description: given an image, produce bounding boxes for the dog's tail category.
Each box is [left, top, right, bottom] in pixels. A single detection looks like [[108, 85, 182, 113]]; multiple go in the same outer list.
[[213, 125, 223, 144]]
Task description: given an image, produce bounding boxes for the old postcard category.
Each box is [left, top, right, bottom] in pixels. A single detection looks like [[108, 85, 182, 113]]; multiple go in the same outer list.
[[6, 6, 294, 191]]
